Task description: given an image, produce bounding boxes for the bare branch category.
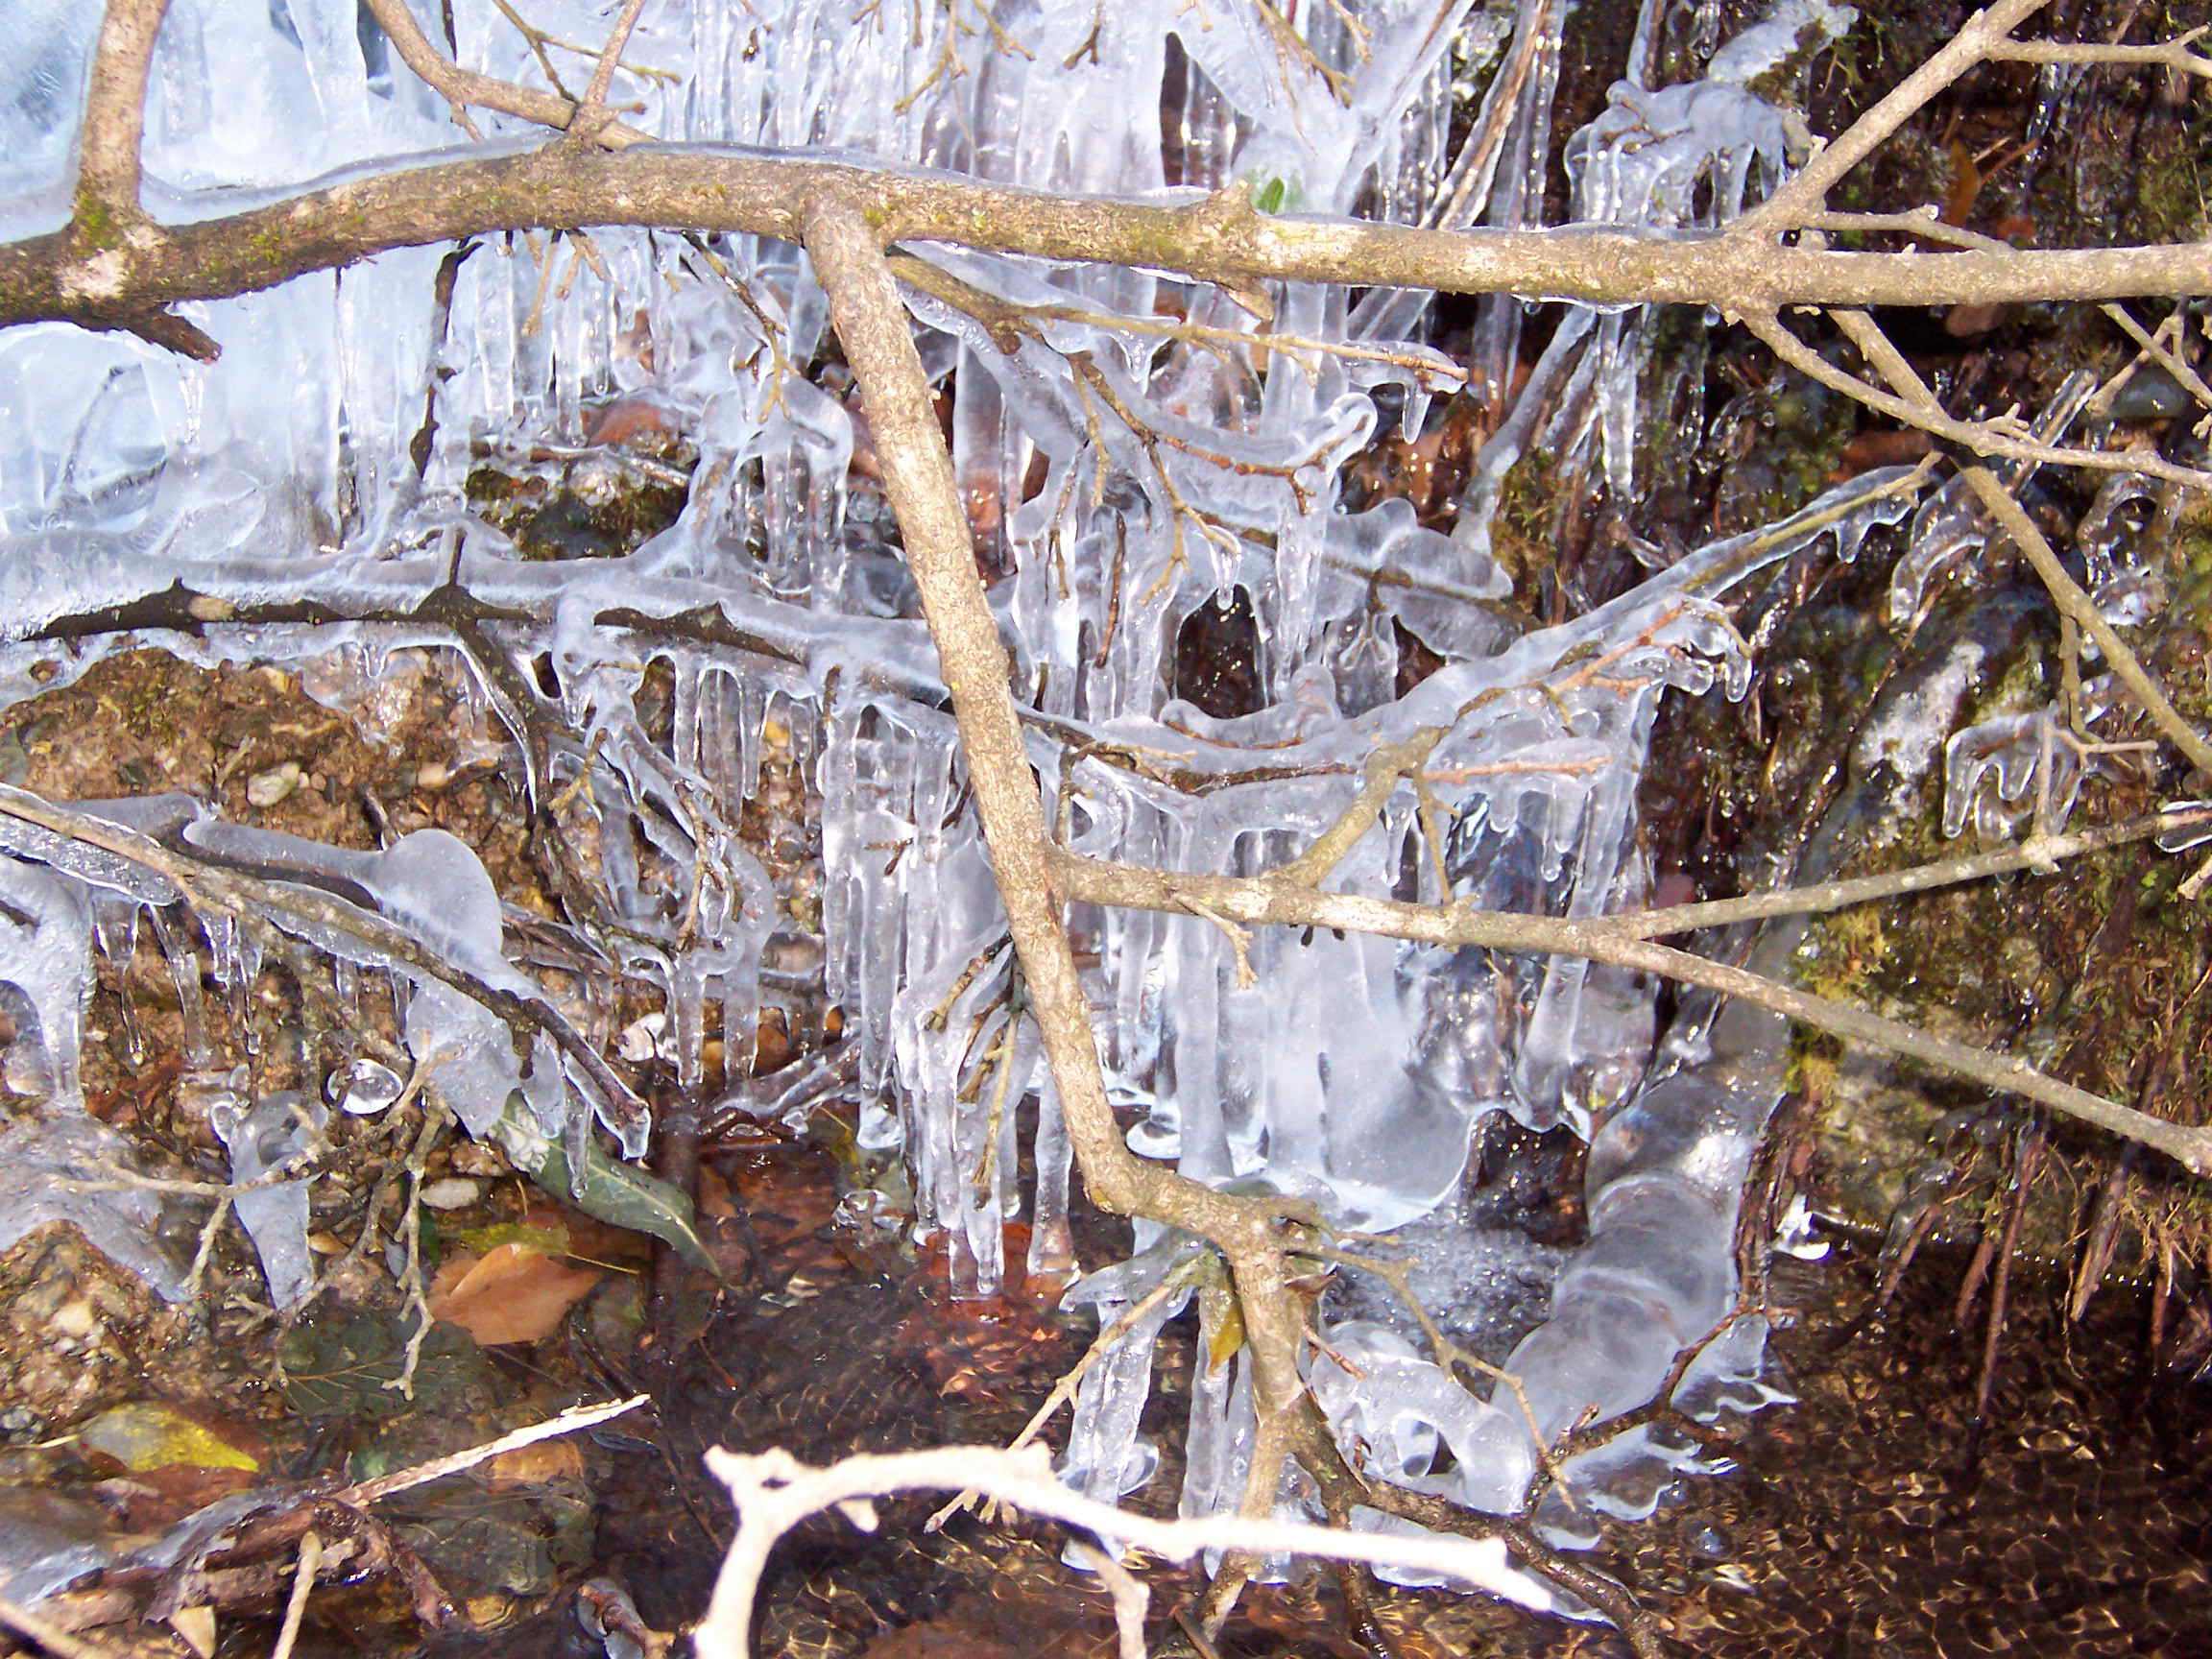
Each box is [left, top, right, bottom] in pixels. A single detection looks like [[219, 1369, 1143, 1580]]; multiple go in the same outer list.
[[1736, 305, 2212, 489], [1048, 846, 2212, 1178], [804, 198, 1159, 1219], [694, 1444, 1567, 1657], [1591, 806, 2209, 935], [573, 0, 654, 139], [1988, 27, 2212, 80], [359, 0, 649, 145], [806, 197, 1334, 1632], [78, 0, 172, 218], [1738, 0, 2052, 235], [269, 1531, 323, 1659], [16, 141, 2212, 353]]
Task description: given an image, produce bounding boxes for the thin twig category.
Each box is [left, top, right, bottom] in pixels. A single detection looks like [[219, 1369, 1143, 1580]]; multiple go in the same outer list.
[[1988, 25, 2212, 79], [1737, 305, 2212, 489], [359, 0, 648, 144], [1049, 845, 2212, 1178], [269, 1530, 323, 1659], [77, 0, 172, 216], [1737, 0, 2052, 235], [1830, 306, 2212, 781], [572, 0, 653, 139], [696, 1444, 1611, 1656], [926, 1254, 1209, 1530], [342, 1394, 649, 1504]]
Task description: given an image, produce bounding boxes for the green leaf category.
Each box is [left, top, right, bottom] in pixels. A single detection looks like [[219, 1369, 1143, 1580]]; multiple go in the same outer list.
[[491, 1094, 718, 1274]]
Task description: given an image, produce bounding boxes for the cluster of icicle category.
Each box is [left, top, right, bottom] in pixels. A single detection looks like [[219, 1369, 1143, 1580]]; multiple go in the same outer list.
[[0, 0, 2162, 1621]]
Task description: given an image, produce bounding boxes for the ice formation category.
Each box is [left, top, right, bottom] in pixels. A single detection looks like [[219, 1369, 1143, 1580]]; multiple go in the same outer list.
[[0, 0, 2109, 1620]]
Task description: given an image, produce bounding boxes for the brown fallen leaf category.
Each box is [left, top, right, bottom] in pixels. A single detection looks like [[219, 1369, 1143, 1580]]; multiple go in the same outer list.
[[480, 1438, 585, 1490], [428, 1244, 603, 1345]]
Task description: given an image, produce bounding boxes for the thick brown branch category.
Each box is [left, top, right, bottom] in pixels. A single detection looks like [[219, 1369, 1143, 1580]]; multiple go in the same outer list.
[[804, 197, 1158, 1220], [10, 141, 2212, 351]]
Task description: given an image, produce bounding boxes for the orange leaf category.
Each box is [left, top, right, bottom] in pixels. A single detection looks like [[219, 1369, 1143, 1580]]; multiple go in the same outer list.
[[427, 1244, 603, 1345]]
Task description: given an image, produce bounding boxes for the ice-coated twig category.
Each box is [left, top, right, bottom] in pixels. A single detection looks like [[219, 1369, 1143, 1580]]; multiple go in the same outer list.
[[1050, 838, 2212, 1179], [1297, 1238, 1578, 1512], [1736, 305, 2212, 489], [1832, 306, 2212, 782], [0, 784, 651, 1148], [926, 1253, 1210, 1530], [1276, 729, 1446, 887]]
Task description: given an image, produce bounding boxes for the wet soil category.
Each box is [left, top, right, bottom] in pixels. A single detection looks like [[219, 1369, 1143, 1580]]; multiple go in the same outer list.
[[435, 1143, 2212, 1659]]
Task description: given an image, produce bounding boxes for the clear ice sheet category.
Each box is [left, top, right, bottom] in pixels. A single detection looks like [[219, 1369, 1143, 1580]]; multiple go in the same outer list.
[[0, 0, 2022, 1611]]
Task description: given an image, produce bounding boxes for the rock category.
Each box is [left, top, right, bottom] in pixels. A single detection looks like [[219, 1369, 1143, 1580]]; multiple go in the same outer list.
[[245, 760, 302, 807]]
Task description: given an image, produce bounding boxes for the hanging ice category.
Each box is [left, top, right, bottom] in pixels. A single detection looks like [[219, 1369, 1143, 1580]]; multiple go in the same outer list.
[[0, 0, 2029, 1624]]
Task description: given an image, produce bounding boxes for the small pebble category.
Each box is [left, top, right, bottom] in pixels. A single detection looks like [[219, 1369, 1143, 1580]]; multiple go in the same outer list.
[[415, 760, 451, 791], [51, 1298, 97, 1340], [419, 1177, 482, 1212], [245, 760, 302, 807]]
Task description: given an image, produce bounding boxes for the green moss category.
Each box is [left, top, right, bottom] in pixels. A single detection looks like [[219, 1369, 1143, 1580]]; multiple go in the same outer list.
[[71, 190, 122, 252], [1489, 446, 1561, 607], [1743, 20, 1832, 109], [2127, 109, 2210, 243]]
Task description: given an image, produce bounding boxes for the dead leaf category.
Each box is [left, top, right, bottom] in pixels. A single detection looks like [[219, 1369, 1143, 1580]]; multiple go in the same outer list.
[[169, 1606, 217, 1658], [480, 1439, 586, 1490], [74, 1402, 261, 1474], [428, 1244, 603, 1344]]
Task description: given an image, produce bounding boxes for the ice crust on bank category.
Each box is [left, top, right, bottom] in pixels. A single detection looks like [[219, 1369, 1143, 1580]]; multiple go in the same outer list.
[[0, 0, 2025, 1607]]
